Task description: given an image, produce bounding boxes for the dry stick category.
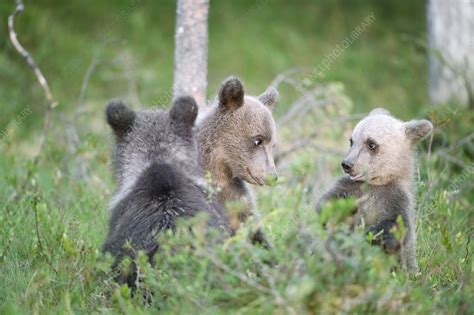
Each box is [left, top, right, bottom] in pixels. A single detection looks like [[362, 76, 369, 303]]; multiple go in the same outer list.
[[77, 57, 99, 110], [63, 56, 101, 182], [437, 151, 468, 169], [275, 100, 361, 165], [8, 1, 57, 107], [274, 132, 344, 165], [270, 66, 310, 88], [447, 132, 474, 152], [8, 0, 58, 199], [277, 90, 329, 128]]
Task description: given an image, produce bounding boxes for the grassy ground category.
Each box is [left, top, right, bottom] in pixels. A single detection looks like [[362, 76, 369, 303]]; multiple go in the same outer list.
[[0, 1, 472, 314]]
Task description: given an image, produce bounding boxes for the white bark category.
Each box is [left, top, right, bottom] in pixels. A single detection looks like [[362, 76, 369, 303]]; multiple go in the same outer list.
[[428, 0, 474, 107], [173, 0, 209, 108]]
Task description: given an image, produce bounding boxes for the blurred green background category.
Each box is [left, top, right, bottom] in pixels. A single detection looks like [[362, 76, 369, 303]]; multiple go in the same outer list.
[[1, 1, 472, 314], [1, 0, 427, 139]]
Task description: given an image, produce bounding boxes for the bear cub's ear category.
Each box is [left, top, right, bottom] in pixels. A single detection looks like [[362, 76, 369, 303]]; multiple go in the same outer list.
[[106, 100, 136, 137], [259, 86, 279, 111], [369, 108, 391, 116], [218, 76, 244, 110], [170, 96, 198, 127], [404, 119, 433, 143]]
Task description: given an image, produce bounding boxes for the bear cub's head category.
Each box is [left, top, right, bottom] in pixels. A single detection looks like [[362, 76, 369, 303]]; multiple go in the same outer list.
[[106, 96, 200, 189], [211, 76, 279, 186], [341, 108, 433, 185]]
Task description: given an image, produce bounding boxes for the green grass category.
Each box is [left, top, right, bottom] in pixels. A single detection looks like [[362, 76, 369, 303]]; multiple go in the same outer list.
[[1, 1, 473, 314]]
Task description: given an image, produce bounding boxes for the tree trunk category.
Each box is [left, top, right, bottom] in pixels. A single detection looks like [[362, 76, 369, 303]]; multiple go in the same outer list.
[[428, 0, 474, 108], [173, 0, 209, 108]]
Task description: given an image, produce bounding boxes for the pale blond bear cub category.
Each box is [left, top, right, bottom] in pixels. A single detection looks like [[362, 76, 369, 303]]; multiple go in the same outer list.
[[316, 108, 433, 272]]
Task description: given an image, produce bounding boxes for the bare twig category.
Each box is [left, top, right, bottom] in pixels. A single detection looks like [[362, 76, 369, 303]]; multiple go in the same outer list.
[[77, 57, 100, 110], [269, 68, 360, 168], [437, 150, 468, 169], [270, 67, 310, 89], [277, 91, 333, 128], [8, 0, 58, 199], [8, 1, 57, 109], [446, 132, 474, 152], [274, 132, 345, 165], [57, 56, 99, 183]]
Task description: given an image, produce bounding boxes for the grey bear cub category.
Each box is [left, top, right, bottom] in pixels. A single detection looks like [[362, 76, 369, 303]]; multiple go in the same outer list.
[[316, 108, 433, 272], [102, 96, 229, 286]]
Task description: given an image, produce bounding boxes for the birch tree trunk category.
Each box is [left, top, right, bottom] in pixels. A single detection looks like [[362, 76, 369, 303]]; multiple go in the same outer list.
[[428, 0, 474, 108], [173, 0, 209, 108]]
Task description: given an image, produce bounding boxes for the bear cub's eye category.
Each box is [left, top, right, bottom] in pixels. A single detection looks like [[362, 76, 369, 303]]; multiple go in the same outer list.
[[367, 139, 378, 151], [254, 136, 264, 146], [349, 138, 353, 147]]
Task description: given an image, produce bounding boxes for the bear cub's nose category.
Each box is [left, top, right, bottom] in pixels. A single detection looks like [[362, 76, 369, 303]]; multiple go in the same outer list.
[[341, 160, 353, 172], [265, 172, 279, 186]]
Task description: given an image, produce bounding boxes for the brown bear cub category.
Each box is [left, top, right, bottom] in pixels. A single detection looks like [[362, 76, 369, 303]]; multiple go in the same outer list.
[[103, 96, 229, 287], [196, 76, 279, 238], [316, 108, 433, 272]]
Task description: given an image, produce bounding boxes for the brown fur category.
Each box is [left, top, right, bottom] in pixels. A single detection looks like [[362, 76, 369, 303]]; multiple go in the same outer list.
[[196, 76, 278, 232]]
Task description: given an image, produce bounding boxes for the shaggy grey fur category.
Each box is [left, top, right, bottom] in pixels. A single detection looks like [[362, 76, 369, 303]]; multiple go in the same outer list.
[[102, 96, 229, 286]]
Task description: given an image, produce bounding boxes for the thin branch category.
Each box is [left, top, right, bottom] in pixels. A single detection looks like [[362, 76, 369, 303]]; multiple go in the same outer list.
[[77, 57, 100, 109], [270, 67, 310, 89], [8, 0, 59, 199], [437, 150, 468, 169], [278, 143, 344, 165], [8, 0, 57, 109], [274, 131, 344, 165], [277, 94, 333, 128], [270, 68, 363, 167], [446, 132, 474, 152]]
